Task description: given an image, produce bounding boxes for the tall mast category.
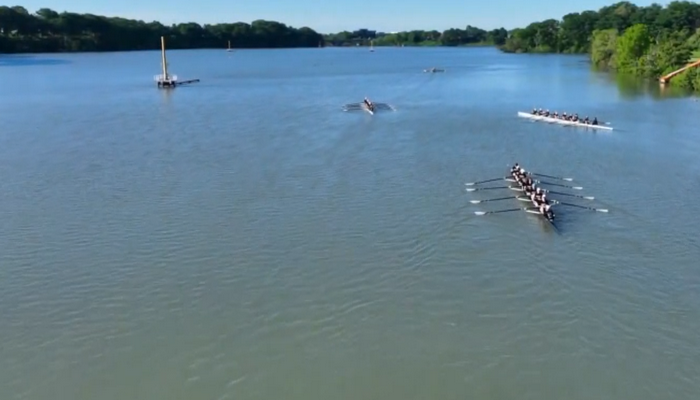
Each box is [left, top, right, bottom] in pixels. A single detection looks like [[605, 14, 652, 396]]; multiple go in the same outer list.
[[160, 36, 168, 80]]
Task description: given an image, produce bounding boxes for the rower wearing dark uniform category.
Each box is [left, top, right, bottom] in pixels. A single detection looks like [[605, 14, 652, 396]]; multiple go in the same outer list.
[[363, 97, 374, 111], [535, 188, 549, 205], [540, 203, 554, 219], [592, 117, 598, 125], [511, 163, 520, 174]]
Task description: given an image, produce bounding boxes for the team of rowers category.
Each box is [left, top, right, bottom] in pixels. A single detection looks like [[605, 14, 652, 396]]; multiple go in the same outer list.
[[531, 108, 598, 125], [510, 163, 555, 220], [363, 97, 375, 112]]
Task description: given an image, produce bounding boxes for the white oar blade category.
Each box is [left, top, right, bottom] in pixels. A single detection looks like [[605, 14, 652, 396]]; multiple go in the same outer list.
[[466, 188, 476, 192], [470, 200, 481, 204], [563, 178, 573, 181], [584, 196, 595, 200], [598, 209, 609, 212], [465, 182, 475, 186], [573, 186, 583, 190], [474, 211, 487, 215]]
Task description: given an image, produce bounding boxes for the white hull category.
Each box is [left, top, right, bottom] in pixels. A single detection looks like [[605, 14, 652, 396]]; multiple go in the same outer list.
[[517, 112, 613, 131]]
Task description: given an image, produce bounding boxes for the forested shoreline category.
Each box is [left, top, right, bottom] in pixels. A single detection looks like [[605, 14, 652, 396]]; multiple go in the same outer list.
[[500, 1, 700, 90], [3, 3, 700, 90], [0, 6, 508, 54], [0, 6, 323, 53], [322, 27, 508, 47]]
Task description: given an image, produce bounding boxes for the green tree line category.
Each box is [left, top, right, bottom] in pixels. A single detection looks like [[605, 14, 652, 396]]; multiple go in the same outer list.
[[500, 1, 700, 54], [323, 26, 508, 47], [0, 6, 323, 53], [0, 6, 509, 53], [500, 1, 700, 91]]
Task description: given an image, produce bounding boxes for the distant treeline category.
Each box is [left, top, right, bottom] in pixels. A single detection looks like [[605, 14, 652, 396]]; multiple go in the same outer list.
[[499, 1, 700, 91], [323, 27, 508, 47], [0, 6, 510, 54], [0, 6, 323, 53]]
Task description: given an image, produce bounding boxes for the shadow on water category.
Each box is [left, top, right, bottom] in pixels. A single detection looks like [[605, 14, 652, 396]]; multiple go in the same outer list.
[[591, 67, 694, 99], [0, 55, 70, 67]]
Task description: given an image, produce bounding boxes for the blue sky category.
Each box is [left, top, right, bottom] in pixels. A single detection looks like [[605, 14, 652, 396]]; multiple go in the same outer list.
[[20, 0, 663, 33]]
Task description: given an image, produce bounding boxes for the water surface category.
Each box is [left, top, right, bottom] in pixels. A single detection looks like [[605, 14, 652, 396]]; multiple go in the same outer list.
[[1, 47, 699, 400]]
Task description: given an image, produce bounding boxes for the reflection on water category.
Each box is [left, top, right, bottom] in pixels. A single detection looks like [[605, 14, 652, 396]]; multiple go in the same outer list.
[[0, 55, 70, 67], [591, 65, 694, 99]]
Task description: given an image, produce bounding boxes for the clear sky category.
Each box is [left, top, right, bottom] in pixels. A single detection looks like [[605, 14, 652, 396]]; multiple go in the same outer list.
[[19, 0, 663, 33]]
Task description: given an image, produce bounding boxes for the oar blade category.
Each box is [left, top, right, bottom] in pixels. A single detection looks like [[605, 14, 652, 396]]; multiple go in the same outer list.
[[583, 196, 595, 200], [572, 186, 583, 190], [597, 209, 609, 212], [470, 200, 482, 204], [474, 211, 487, 215], [466, 188, 476, 192]]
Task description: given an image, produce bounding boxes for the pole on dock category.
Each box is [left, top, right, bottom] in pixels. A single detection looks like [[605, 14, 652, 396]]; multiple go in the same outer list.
[[161, 36, 169, 81]]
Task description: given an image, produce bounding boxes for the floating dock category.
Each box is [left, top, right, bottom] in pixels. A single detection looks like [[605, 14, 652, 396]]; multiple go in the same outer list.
[[155, 36, 200, 88]]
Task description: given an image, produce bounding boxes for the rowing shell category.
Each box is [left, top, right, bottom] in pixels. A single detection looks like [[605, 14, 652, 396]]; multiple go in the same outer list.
[[509, 173, 556, 224], [517, 112, 613, 131], [342, 102, 395, 113]]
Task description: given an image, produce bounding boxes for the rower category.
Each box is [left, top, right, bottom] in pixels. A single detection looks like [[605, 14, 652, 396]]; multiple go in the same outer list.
[[536, 189, 548, 205], [573, 113, 578, 121], [583, 116, 589, 124], [511, 163, 520, 173], [531, 108, 536, 114], [592, 117, 598, 125], [540, 203, 554, 219]]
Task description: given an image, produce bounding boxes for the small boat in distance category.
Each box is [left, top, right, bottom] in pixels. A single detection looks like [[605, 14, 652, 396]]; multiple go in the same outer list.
[[227, 40, 233, 52], [369, 40, 374, 52], [424, 67, 445, 73]]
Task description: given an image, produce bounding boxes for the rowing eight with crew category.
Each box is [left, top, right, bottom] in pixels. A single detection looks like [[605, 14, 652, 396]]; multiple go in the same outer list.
[[510, 163, 555, 220], [530, 108, 599, 126]]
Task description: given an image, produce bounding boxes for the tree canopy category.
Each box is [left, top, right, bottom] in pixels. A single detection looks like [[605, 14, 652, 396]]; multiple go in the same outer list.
[[500, 1, 700, 91], [0, 6, 323, 53], [500, 1, 700, 54], [323, 27, 508, 47]]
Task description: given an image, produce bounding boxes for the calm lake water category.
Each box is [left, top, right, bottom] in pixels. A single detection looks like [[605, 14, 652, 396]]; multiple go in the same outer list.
[[1, 47, 699, 400]]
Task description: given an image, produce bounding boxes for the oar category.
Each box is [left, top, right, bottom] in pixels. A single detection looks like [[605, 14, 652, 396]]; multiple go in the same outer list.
[[535, 180, 582, 190], [553, 201, 608, 212], [469, 196, 514, 204], [530, 172, 573, 182], [465, 177, 506, 186], [474, 208, 523, 216], [545, 190, 594, 200], [466, 186, 508, 192]]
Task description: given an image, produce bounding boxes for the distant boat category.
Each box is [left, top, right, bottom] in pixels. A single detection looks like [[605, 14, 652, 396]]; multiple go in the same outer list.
[[227, 40, 233, 52], [369, 40, 374, 52]]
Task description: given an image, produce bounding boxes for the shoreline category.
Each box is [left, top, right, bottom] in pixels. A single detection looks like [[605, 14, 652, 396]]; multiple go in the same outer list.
[[1, 45, 498, 56]]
